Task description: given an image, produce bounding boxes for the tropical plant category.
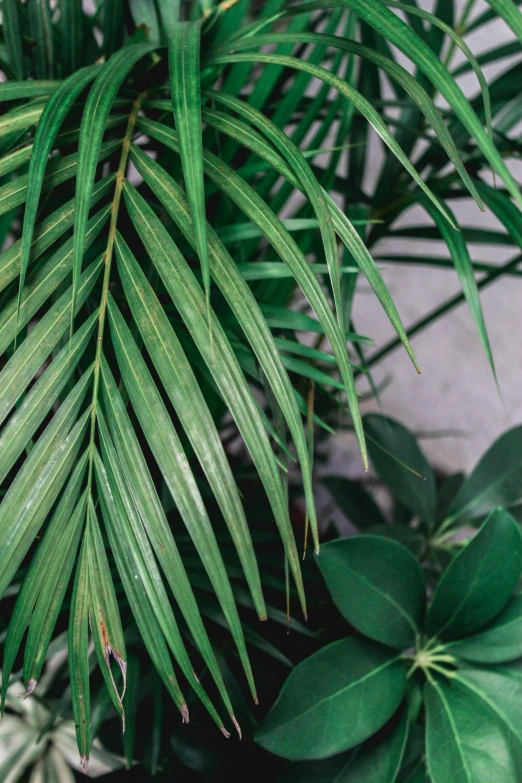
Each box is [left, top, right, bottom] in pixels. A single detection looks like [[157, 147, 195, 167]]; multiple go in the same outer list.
[[256, 418, 522, 783], [1, 0, 522, 777], [257, 508, 522, 783]]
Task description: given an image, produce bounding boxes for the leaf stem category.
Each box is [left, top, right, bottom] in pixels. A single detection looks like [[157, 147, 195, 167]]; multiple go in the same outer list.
[[86, 93, 144, 487]]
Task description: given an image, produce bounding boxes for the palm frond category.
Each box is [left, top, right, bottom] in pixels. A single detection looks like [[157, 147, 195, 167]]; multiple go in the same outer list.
[[0, 0, 521, 768]]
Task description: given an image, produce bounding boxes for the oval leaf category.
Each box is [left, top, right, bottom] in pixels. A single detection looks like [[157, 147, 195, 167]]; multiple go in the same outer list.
[[425, 678, 517, 783], [448, 426, 522, 523], [365, 415, 436, 527], [426, 509, 522, 641], [318, 535, 425, 649], [255, 637, 406, 760], [449, 595, 522, 664]]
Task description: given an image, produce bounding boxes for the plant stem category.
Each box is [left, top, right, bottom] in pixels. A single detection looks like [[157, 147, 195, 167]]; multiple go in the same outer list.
[[86, 93, 143, 487]]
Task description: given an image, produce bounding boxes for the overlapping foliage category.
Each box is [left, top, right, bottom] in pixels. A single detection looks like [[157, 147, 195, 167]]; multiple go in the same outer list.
[[0, 0, 522, 774]]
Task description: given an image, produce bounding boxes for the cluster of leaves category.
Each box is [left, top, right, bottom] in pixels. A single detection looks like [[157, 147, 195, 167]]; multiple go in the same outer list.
[[1, 0, 522, 776], [256, 419, 522, 783], [257, 508, 522, 783]]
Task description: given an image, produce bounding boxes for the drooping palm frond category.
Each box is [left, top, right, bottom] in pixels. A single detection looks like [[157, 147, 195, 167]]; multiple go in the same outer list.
[[0, 0, 521, 769]]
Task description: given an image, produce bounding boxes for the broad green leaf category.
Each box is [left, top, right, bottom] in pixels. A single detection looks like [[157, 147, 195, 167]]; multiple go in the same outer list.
[[426, 509, 522, 641], [23, 492, 86, 692], [322, 476, 386, 530], [72, 44, 154, 319], [365, 525, 425, 558], [425, 678, 517, 783], [448, 426, 522, 523], [344, 709, 409, 782], [69, 536, 91, 774], [18, 66, 100, 325], [100, 357, 236, 723], [448, 595, 522, 664], [114, 230, 264, 618], [0, 313, 96, 483], [255, 637, 406, 760], [1, 453, 88, 712], [0, 260, 101, 427], [121, 180, 306, 608], [280, 710, 408, 782], [106, 297, 257, 701], [0, 374, 92, 599], [168, 21, 210, 307], [455, 667, 522, 766], [318, 535, 425, 649], [364, 415, 437, 527], [86, 498, 127, 722]]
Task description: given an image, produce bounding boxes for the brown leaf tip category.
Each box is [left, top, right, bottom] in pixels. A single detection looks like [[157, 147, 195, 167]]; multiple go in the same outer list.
[[231, 715, 242, 740], [81, 755, 89, 775], [23, 679, 37, 700], [181, 704, 190, 724], [220, 725, 231, 739]]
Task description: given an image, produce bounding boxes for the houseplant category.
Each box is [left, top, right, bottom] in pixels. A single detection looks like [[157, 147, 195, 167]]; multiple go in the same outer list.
[[1, 0, 521, 779]]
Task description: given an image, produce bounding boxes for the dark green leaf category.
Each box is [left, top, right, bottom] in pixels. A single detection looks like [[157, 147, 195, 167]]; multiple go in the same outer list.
[[318, 535, 425, 649], [448, 595, 522, 664], [426, 509, 522, 641], [448, 427, 522, 523], [255, 637, 406, 760], [365, 415, 436, 527], [425, 678, 517, 783], [322, 476, 386, 530]]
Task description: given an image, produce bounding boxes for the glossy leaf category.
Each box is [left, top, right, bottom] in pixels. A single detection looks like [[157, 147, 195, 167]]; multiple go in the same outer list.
[[448, 595, 522, 664], [425, 678, 517, 783], [426, 509, 522, 641], [365, 415, 437, 527], [256, 637, 406, 760], [318, 535, 425, 649], [448, 427, 522, 523]]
